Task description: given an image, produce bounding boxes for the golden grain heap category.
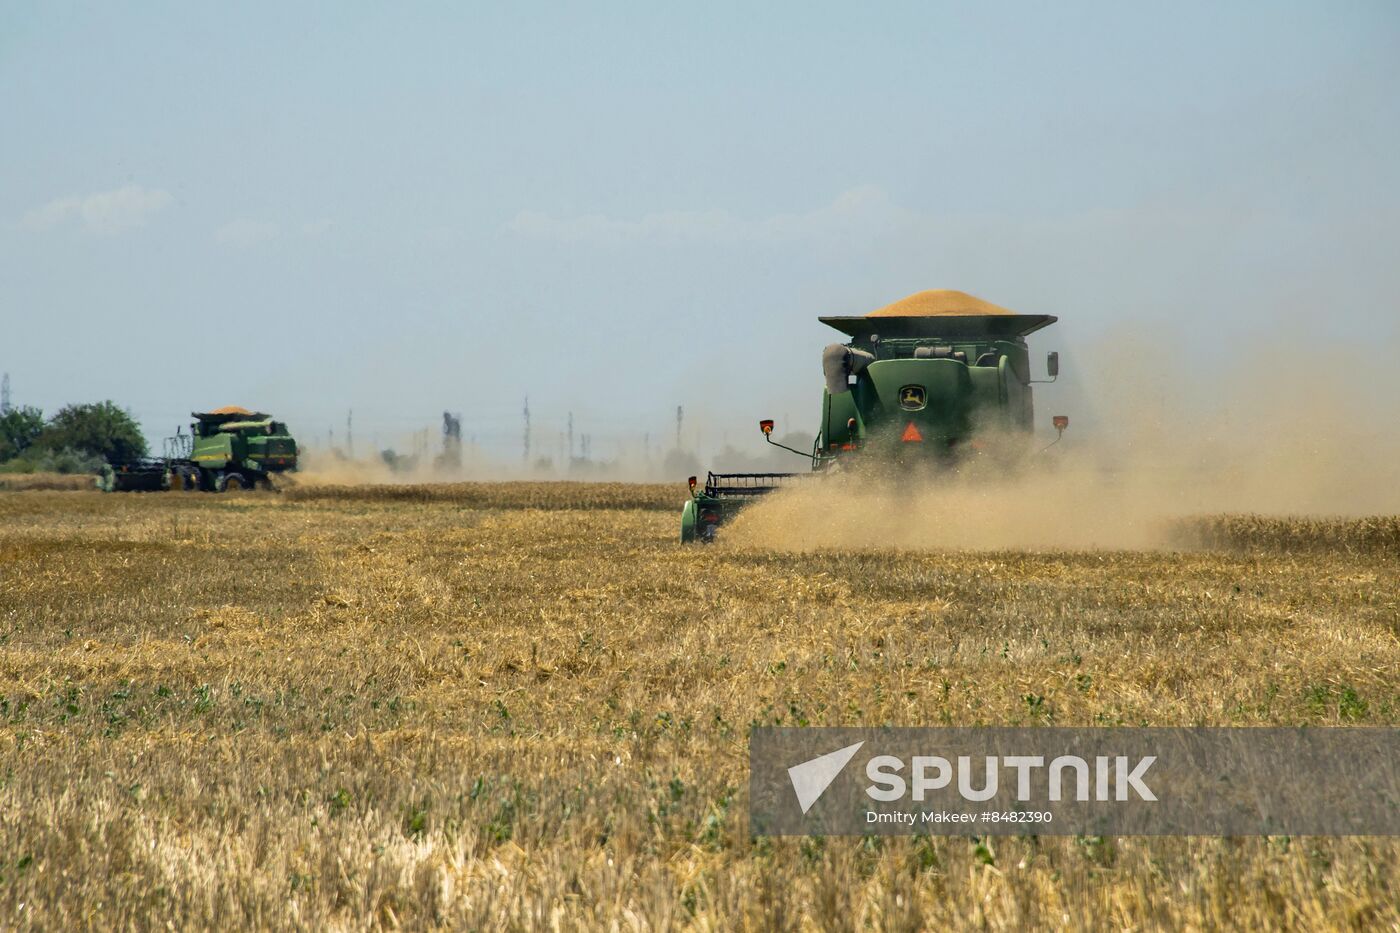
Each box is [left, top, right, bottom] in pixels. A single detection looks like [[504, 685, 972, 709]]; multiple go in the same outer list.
[[866, 289, 1018, 317]]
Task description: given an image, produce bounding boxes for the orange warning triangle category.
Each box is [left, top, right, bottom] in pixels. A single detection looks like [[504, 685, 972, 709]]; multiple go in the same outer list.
[[901, 421, 923, 443]]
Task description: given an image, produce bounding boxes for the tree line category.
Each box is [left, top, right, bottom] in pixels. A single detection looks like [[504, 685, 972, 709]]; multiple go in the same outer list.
[[0, 402, 147, 474]]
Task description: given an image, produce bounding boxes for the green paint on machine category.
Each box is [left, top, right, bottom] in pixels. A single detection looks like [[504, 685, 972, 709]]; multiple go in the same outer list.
[[680, 290, 1065, 542], [98, 408, 300, 493]]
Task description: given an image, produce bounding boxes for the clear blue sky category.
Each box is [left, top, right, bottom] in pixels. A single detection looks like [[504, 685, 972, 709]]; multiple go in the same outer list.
[[3, 2, 1397, 459]]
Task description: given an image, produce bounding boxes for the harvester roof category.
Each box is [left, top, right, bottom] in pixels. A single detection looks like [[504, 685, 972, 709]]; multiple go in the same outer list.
[[820, 289, 1057, 338]]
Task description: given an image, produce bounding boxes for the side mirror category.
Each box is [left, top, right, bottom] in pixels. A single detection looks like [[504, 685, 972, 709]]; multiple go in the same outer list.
[[1047, 351, 1060, 379], [759, 419, 775, 436]]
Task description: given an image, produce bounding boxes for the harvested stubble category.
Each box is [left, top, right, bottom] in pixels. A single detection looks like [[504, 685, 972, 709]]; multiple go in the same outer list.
[[0, 488, 1396, 930], [282, 481, 680, 510]]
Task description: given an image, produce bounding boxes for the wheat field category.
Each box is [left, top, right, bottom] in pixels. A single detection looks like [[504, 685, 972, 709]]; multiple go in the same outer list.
[[0, 485, 1396, 930], [0, 472, 95, 492]]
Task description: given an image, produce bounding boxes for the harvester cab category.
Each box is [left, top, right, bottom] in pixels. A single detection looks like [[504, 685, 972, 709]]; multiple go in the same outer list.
[[680, 290, 1067, 542]]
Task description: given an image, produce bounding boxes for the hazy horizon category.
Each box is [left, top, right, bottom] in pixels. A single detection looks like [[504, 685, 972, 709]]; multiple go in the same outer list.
[[3, 2, 1398, 470]]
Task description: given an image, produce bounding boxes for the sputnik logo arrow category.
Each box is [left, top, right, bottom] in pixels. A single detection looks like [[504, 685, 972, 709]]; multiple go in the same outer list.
[[787, 741, 865, 814]]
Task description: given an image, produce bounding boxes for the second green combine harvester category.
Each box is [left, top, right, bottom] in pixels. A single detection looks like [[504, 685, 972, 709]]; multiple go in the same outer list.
[[98, 406, 299, 492], [681, 290, 1067, 541]]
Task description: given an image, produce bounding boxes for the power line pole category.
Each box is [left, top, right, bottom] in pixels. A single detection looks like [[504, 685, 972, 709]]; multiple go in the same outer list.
[[675, 405, 683, 449], [0, 373, 9, 415], [523, 396, 531, 463], [442, 411, 462, 468], [567, 411, 574, 460], [346, 410, 353, 458]]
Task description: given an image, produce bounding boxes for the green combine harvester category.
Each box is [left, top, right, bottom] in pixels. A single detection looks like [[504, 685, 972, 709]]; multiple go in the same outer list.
[[681, 290, 1067, 541], [98, 406, 299, 492]]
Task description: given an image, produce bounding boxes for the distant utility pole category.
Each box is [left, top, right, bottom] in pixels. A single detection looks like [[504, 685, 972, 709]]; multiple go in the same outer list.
[[346, 410, 354, 458], [567, 411, 574, 460], [523, 396, 531, 463], [675, 405, 683, 449], [442, 411, 462, 467], [0, 373, 9, 415]]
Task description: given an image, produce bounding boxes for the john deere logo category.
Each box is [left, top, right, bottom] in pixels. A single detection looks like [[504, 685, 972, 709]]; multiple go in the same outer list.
[[899, 385, 926, 411]]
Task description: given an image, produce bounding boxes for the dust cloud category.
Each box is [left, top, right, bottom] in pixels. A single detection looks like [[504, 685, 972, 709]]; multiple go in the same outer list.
[[284, 323, 1400, 554], [285, 450, 691, 486], [723, 333, 1400, 552]]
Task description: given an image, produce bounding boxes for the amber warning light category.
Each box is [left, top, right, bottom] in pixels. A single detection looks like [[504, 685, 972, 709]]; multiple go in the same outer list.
[[759, 420, 775, 436]]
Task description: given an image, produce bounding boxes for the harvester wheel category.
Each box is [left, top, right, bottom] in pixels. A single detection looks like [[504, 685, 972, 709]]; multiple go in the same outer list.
[[216, 471, 249, 492]]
